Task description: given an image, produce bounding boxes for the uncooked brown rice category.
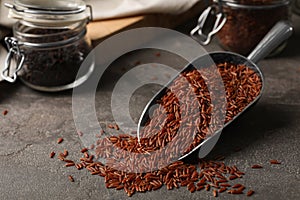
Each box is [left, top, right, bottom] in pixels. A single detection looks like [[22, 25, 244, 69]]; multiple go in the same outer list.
[[52, 62, 264, 197]]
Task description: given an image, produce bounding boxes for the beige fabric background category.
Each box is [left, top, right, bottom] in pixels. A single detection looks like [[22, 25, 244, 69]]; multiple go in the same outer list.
[[0, 0, 201, 27]]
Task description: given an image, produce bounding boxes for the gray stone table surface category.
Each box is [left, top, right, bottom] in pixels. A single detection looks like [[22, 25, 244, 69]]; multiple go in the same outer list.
[[0, 14, 299, 200]]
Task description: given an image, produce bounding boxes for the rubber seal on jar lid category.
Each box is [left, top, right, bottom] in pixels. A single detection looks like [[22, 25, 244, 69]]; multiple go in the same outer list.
[[5, 0, 92, 25]]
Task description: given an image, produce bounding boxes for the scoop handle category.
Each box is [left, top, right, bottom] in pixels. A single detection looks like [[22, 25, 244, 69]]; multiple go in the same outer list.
[[247, 21, 293, 63]]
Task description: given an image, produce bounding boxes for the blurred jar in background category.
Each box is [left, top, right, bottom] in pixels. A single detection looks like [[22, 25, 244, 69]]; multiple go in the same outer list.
[[2, 0, 94, 92], [191, 0, 292, 56], [217, 0, 291, 55]]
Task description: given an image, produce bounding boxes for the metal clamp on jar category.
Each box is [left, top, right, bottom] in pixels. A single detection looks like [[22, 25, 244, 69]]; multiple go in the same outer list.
[[1, 0, 94, 92], [191, 0, 291, 55]]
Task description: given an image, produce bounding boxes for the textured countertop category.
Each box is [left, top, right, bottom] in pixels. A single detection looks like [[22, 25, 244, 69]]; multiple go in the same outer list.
[[0, 15, 299, 200]]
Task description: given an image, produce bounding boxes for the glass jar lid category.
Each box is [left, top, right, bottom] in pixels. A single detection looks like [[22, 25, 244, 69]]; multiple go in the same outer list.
[[5, 0, 92, 26], [213, 0, 290, 6], [211, 0, 291, 10]]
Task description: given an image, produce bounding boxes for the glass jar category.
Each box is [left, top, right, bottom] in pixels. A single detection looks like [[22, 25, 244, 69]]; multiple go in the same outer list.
[[217, 0, 291, 55], [2, 0, 94, 92], [191, 0, 291, 56]]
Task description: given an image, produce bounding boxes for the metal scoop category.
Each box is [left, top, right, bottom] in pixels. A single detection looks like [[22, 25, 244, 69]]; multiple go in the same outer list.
[[137, 21, 293, 160]]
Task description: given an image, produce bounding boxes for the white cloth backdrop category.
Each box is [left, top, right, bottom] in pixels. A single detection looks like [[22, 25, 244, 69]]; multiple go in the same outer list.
[[0, 0, 201, 27]]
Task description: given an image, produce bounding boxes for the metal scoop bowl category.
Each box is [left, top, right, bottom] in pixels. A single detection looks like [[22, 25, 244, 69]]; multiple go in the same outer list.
[[137, 21, 293, 160]]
